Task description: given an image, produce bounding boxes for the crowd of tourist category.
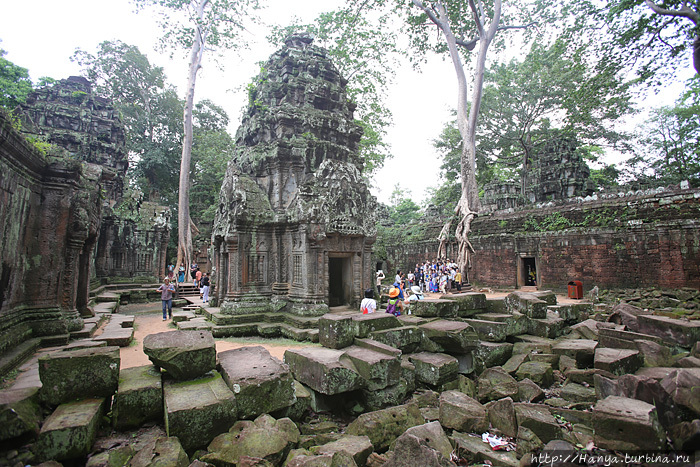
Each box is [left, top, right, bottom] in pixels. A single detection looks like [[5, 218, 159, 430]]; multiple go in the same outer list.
[[394, 259, 463, 296]]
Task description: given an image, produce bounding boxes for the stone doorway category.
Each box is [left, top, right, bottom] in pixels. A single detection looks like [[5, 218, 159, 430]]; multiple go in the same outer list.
[[518, 256, 538, 287], [328, 255, 353, 306]]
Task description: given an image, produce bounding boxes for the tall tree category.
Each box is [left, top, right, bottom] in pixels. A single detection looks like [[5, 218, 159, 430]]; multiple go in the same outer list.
[[0, 49, 33, 110], [133, 0, 259, 273], [400, 0, 533, 277]]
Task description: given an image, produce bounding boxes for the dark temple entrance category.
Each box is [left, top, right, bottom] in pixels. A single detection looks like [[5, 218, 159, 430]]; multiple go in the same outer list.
[[328, 255, 353, 306], [518, 256, 537, 287]]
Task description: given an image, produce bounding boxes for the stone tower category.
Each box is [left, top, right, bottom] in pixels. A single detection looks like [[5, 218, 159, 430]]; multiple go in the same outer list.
[[212, 34, 377, 315]]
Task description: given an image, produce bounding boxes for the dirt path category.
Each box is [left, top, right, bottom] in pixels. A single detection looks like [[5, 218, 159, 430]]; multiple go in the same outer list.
[[120, 304, 315, 368]]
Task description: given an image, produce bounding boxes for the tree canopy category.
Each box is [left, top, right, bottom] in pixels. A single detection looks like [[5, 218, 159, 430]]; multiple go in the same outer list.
[[0, 49, 32, 110]]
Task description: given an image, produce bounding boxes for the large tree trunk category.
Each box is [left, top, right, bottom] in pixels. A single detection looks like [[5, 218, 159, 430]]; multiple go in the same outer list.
[[176, 0, 208, 274]]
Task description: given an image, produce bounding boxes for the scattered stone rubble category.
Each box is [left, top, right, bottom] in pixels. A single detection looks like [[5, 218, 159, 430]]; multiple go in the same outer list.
[[0, 289, 698, 466]]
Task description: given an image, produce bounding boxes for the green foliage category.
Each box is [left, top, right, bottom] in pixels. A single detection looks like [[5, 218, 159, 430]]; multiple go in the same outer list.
[[0, 49, 33, 109], [25, 135, 57, 156]]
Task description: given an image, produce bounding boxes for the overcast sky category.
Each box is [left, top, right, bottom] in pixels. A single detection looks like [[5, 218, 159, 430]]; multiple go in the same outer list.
[[1, 0, 693, 206]]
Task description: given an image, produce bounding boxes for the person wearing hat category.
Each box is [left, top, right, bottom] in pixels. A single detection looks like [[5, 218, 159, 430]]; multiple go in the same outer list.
[[360, 289, 377, 314], [385, 287, 404, 316], [408, 285, 424, 302], [375, 270, 385, 298], [156, 277, 176, 320]]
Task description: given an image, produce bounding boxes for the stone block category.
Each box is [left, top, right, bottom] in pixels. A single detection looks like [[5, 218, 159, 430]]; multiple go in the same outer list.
[[272, 380, 312, 422], [143, 330, 216, 380], [352, 313, 402, 338], [452, 431, 519, 467], [528, 312, 566, 338], [516, 379, 545, 403], [559, 383, 596, 404], [592, 396, 666, 451], [368, 326, 422, 353], [400, 421, 454, 459], [439, 390, 488, 433], [318, 313, 355, 349], [410, 299, 459, 318], [340, 345, 401, 391], [0, 387, 41, 441], [129, 437, 189, 467], [39, 346, 120, 406], [409, 352, 459, 386], [163, 371, 238, 451], [594, 348, 643, 376], [463, 318, 508, 342], [473, 341, 513, 373], [113, 365, 163, 430], [514, 403, 562, 443], [443, 292, 487, 315], [218, 346, 296, 419], [33, 398, 104, 462], [502, 353, 529, 375], [360, 378, 411, 411], [486, 397, 518, 438], [529, 353, 559, 366], [203, 414, 300, 466], [552, 339, 598, 368], [475, 312, 529, 336], [660, 368, 700, 416], [550, 303, 591, 323], [353, 338, 402, 357], [477, 367, 519, 403], [419, 320, 478, 352], [504, 292, 547, 319], [346, 403, 425, 451], [516, 361, 554, 388], [636, 314, 700, 347], [284, 347, 365, 395], [311, 434, 373, 466]]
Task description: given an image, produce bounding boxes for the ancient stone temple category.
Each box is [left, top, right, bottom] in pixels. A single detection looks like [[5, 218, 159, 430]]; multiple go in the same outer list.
[[212, 34, 377, 315]]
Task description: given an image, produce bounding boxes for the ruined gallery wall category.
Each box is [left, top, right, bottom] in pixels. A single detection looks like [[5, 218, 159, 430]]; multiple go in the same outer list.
[[384, 187, 700, 292], [0, 111, 106, 353]]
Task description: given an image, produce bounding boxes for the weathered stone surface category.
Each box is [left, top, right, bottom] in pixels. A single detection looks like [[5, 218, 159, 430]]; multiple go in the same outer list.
[[598, 327, 665, 350], [164, 371, 237, 450], [559, 383, 596, 404], [272, 380, 311, 422], [383, 425, 455, 467], [607, 302, 651, 332], [668, 419, 700, 452], [514, 403, 562, 443], [85, 444, 136, 467], [203, 414, 300, 466], [472, 341, 513, 373], [419, 320, 478, 353], [443, 292, 487, 316], [504, 292, 547, 319], [486, 397, 518, 438], [409, 352, 459, 386], [410, 299, 459, 318], [660, 368, 700, 416], [439, 390, 488, 433], [113, 365, 162, 430], [463, 318, 508, 342], [528, 313, 567, 339], [615, 374, 679, 427], [361, 379, 411, 411], [636, 314, 700, 347], [475, 312, 529, 337], [218, 346, 296, 419], [129, 437, 189, 467], [284, 347, 364, 395], [400, 421, 453, 459], [551, 339, 597, 368], [451, 431, 519, 467], [0, 387, 41, 441], [33, 398, 104, 462], [515, 426, 543, 460], [346, 403, 425, 451], [592, 396, 666, 451], [515, 361, 554, 388], [635, 339, 674, 367], [311, 435, 373, 466], [319, 314, 355, 349], [340, 345, 401, 391], [39, 346, 120, 405], [143, 330, 216, 380], [501, 353, 529, 375], [284, 449, 356, 467], [477, 367, 519, 403], [594, 348, 643, 375], [368, 326, 422, 353], [352, 313, 402, 338]]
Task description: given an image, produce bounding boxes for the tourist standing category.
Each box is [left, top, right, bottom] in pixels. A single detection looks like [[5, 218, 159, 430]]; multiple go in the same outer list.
[[157, 278, 176, 320], [375, 270, 385, 297], [196, 268, 203, 293], [178, 263, 185, 283], [360, 289, 377, 314], [455, 269, 462, 292], [201, 273, 210, 303], [190, 261, 198, 284]]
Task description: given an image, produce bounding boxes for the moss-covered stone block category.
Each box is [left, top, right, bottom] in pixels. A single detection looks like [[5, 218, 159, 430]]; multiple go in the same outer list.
[[113, 365, 163, 430], [129, 437, 189, 467], [163, 371, 238, 451], [33, 398, 104, 462], [352, 313, 402, 338], [39, 346, 120, 406], [410, 299, 459, 318], [0, 387, 42, 441], [443, 292, 487, 316], [346, 402, 425, 451], [340, 345, 401, 391], [592, 396, 666, 451], [505, 292, 547, 319], [472, 341, 513, 373], [318, 313, 355, 349], [516, 361, 554, 388], [143, 330, 216, 380], [284, 347, 365, 395], [409, 352, 459, 387], [368, 326, 422, 353], [419, 320, 478, 353]]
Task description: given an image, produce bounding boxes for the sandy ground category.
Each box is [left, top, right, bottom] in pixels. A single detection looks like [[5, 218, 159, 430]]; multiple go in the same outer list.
[[119, 304, 315, 368]]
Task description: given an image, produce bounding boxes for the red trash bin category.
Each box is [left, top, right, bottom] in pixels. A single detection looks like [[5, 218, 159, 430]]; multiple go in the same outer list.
[[567, 280, 583, 299]]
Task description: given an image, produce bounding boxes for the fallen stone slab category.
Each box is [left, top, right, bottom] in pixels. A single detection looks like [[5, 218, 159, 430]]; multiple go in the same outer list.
[[0, 387, 41, 441], [528, 312, 566, 339], [529, 353, 559, 367], [33, 398, 104, 462], [113, 365, 163, 430], [442, 292, 487, 316], [284, 347, 365, 395], [486, 397, 518, 438], [660, 368, 700, 416], [129, 437, 189, 467], [410, 299, 459, 318], [504, 292, 547, 319], [594, 348, 643, 375], [352, 313, 402, 338], [516, 361, 554, 388], [202, 414, 300, 466], [607, 302, 651, 332], [382, 423, 453, 467], [419, 319, 478, 352], [39, 346, 120, 406], [552, 339, 598, 368], [516, 379, 545, 403], [346, 403, 425, 452], [636, 314, 700, 347], [514, 403, 562, 443], [171, 310, 196, 323], [354, 338, 402, 357], [143, 330, 216, 380], [368, 326, 422, 353], [502, 353, 529, 375], [361, 378, 411, 411], [218, 346, 295, 419], [598, 327, 665, 350], [439, 390, 488, 433], [463, 318, 508, 342], [340, 345, 401, 391], [177, 319, 214, 331], [592, 396, 666, 451], [550, 303, 591, 323], [559, 383, 596, 404], [409, 352, 459, 386], [475, 312, 529, 337], [318, 313, 355, 349], [92, 326, 133, 347], [451, 432, 519, 467], [163, 371, 238, 451], [669, 419, 700, 452], [400, 421, 454, 459], [311, 434, 373, 466], [477, 366, 519, 403], [473, 341, 513, 373]]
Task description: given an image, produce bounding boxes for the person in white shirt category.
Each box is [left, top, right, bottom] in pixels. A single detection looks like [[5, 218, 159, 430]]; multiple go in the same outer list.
[[360, 289, 377, 314]]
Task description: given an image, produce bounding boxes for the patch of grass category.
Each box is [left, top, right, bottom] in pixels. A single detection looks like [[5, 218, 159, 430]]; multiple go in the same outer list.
[[0, 368, 19, 388]]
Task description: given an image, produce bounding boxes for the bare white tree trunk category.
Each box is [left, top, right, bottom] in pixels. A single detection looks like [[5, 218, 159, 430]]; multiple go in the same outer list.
[[176, 0, 209, 275]]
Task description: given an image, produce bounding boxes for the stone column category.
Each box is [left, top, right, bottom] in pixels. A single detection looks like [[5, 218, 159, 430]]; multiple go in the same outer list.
[[225, 238, 239, 299], [61, 237, 85, 332]]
